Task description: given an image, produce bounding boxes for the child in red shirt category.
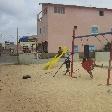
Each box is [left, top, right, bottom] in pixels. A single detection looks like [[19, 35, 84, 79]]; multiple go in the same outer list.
[[81, 58, 94, 79]]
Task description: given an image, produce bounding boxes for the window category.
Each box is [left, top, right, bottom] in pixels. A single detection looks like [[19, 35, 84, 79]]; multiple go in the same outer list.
[[111, 28, 112, 32], [54, 7, 57, 13], [40, 28, 41, 34], [54, 6, 65, 14], [43, 27, 45, 33], [43, 8, 47, 15], [99, 11, 104, 16], [74, 45, 79, 53], [91, 26, 99, 34], [89, 45, 95, 52], [60, 7, 65, 14]]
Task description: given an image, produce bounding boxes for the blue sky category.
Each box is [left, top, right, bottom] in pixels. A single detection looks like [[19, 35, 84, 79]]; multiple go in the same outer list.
[[0, 0, 112, 42]]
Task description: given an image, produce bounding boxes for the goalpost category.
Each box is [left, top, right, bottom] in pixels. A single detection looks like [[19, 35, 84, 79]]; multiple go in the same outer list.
[[71, 26, 112, 85]]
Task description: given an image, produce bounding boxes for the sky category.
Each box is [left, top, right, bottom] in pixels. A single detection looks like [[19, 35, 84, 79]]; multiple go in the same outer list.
[[0, 0, 112, 43]]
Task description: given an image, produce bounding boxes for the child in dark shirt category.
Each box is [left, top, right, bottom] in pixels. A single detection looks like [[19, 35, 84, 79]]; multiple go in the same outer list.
[[64, 57, 71, 75], [56, 47, 63, 58]]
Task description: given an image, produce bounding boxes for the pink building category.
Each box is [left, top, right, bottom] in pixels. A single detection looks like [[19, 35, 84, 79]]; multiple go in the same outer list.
[[37, 3, 112, 53]]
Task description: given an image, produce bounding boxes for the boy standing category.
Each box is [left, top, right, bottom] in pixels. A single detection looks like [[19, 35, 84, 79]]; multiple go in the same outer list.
[[64, 57, 71, 75]]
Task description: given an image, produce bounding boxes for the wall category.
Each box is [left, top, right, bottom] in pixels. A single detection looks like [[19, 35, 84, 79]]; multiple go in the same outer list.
[[74, 53, 80, 61], [37, 4, 48, 42], [19, 53, 80, 64], [20, 42, 36, 48], [47, 4, 112, 53], [95, 52, 110, 61], [19, 53, 39, 64], [18, 52, 111, 64]]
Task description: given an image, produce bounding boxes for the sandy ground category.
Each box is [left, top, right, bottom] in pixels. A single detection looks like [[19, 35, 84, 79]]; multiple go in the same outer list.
[[0, 62, 112, 112]]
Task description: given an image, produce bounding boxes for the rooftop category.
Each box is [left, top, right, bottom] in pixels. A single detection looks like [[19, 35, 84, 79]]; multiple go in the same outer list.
[[39, 3, 112, 11]]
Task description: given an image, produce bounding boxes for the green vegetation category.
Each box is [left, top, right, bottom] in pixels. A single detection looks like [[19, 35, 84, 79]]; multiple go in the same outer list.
[[103, 42, 111, 52]]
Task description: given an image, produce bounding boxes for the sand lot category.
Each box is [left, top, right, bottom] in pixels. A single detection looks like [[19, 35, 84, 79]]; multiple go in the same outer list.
[[0, 62, 112, 112]]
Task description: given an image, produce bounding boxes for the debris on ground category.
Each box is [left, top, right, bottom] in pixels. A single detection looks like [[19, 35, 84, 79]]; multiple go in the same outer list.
[[22, 75, 31, 79]]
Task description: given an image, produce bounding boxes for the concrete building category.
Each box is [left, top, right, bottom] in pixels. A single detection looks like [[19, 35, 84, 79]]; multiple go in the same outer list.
[[5, 41, 15, 49], [37, 3, 112, 53], [19, 35, 38, 53], [3, 41, 17, 55]]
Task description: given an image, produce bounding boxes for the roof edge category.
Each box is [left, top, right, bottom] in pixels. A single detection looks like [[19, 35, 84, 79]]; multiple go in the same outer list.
[[39, 3, 112, 11]]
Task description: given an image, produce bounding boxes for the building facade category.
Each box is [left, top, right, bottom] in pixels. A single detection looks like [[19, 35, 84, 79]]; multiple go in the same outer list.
[[37, 3, 112, 53], [19, 35, 38, 53]]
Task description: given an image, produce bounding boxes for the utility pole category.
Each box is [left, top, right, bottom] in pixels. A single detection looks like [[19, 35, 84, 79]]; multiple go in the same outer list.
[[17, 27, 19, 64], [37, 14, 38, 36], [36, 14, 38, 53], [36, 13, 40, 53]]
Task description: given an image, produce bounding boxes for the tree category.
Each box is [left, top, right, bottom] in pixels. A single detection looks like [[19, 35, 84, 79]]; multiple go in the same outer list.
[[103, 42, 111, 52]]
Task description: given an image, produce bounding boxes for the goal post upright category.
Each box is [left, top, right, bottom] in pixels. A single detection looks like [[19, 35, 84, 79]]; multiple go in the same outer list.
[[70, 26, 112, 85], [71, 26, 77, 77], [107, 41, 112, 85]]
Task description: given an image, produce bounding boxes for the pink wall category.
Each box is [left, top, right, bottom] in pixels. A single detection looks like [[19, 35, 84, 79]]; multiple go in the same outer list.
[[37, 5, 48, 42], [40, 4, 112, 53]]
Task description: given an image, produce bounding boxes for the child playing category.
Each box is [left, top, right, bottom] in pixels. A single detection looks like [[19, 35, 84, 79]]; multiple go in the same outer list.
[[81, 57, 94, 79], [56, 47, 63, 58], [64, 56, 71, 75]]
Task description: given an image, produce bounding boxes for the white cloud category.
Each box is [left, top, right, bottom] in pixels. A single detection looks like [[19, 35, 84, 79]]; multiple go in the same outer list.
[[0, 0, 27, 17], [0, 0, 38, 42]]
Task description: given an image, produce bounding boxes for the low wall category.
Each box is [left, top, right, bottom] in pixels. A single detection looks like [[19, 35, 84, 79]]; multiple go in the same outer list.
[[95, 52, 110, 61], [19, 53, 39, 64], [19, 53, 80, 64], [19, 52, 110, 64], [38, 53, 57, 59], [74, 53, 80, 61]]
